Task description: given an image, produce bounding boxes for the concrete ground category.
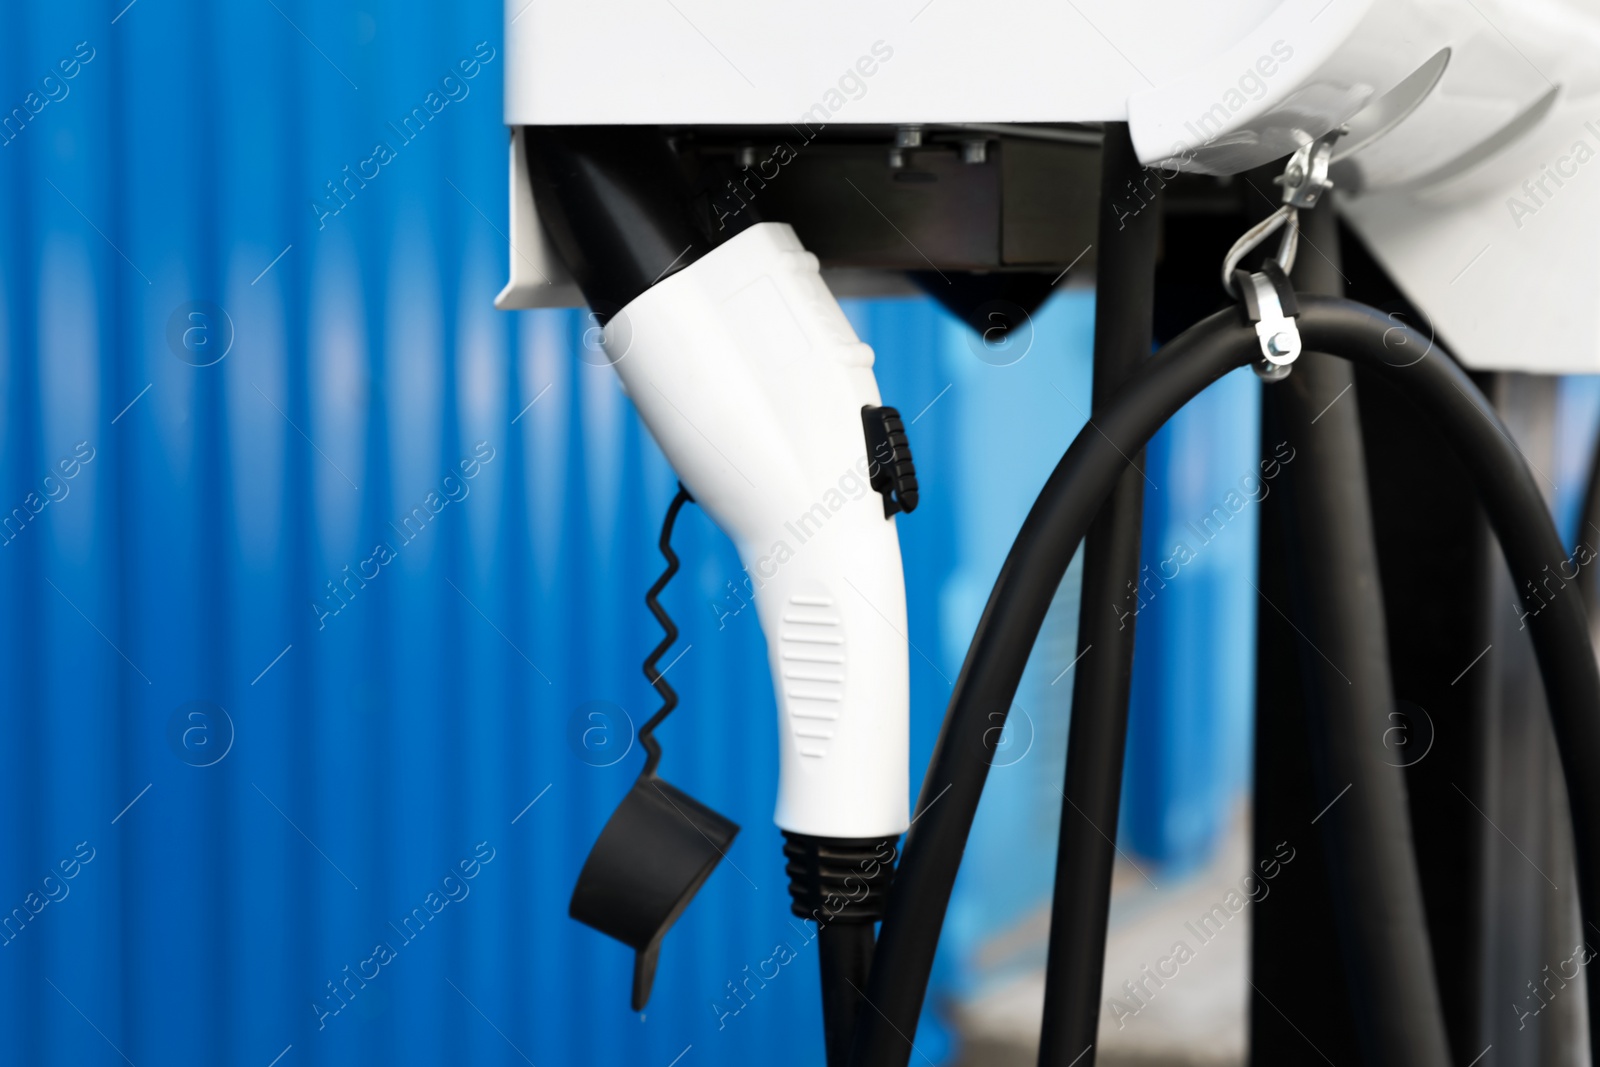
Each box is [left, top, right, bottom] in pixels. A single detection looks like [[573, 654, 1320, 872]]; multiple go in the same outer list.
[[953, 813, 1250, 1067]]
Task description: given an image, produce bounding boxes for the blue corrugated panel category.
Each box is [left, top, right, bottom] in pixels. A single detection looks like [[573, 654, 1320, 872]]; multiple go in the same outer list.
[[1123, 368, 1263, 873], [0, 1, 1279, 1059], [0, 4, 980, 1064], [1556, 375, 1600, 544], [923, 290, 1095, 996]]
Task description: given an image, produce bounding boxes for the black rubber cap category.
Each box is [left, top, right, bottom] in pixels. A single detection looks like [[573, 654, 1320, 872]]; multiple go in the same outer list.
[[569, 775, 739, 1010]]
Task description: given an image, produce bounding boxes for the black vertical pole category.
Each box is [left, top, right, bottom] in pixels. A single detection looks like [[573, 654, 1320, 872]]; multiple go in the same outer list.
[[1257, 200, 1452, 1066], [1036, 122, 1159, 1067]]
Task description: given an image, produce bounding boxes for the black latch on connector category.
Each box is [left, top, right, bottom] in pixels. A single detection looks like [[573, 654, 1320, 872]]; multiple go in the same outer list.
[[861, 405, 918, 518]]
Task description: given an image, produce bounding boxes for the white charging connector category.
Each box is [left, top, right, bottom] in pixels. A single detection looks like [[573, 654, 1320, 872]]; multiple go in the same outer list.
[[603, 222, 911, 840]]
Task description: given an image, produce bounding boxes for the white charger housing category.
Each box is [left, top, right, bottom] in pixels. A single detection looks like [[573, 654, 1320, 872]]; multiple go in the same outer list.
[[502, 0, 1600, 372], [604, 222, 911, 839]]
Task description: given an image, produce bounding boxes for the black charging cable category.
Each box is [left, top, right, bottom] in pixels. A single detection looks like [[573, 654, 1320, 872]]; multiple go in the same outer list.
[[1264, 201, 1450, 1066], [850, 297, 1600, 1067], [783, 833, 896, 1067]]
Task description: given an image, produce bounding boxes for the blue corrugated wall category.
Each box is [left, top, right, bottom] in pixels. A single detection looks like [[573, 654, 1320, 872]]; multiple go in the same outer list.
[[1123, 368, 1261, 873], [0, 5, 964, 1060], [0, 2, 1281, 1063], [0, 2, 910, 1063]]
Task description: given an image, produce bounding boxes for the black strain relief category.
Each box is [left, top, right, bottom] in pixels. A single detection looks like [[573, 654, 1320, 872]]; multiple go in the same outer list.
[[782, 832, 900, 926]]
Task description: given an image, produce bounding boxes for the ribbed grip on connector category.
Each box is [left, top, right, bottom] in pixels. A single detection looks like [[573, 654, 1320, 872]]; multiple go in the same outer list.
[[783, 832, 900, 925]]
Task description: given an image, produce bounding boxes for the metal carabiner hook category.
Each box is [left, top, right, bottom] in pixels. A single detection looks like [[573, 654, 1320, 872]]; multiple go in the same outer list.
[[1221, 205, 1298, 296], [1219, 129, 1341, 296]]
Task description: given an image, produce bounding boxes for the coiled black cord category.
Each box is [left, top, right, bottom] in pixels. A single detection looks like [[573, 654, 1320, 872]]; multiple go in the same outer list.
[[640, 484, 694, 778]]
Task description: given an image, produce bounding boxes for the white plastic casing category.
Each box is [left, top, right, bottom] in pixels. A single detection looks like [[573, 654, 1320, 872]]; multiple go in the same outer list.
[[604, 222, 910, 840], [503, 0, 1600, 372]]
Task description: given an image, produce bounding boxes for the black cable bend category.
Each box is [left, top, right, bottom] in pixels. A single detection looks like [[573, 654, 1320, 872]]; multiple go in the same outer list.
[[850, 296, 1600, 1067]]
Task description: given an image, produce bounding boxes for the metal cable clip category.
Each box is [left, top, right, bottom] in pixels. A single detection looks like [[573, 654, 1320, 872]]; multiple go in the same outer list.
[[1233, 261, 1301, 380]]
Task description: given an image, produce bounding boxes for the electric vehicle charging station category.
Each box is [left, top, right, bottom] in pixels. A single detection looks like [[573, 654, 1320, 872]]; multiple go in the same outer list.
[[497, 1, 1600, 1064]]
